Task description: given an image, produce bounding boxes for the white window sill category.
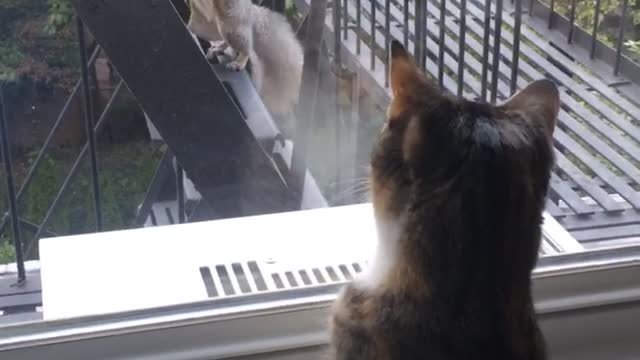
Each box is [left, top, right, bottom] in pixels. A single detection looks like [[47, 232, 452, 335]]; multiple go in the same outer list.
[[0, 204, 639, 359]]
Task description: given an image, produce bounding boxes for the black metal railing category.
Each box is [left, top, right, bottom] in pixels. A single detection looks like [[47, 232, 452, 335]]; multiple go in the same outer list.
[[2, 0, 639, 291], [0, 0, 301, 289], [0, 21, 173, 286], [294, 0, 639, 242]]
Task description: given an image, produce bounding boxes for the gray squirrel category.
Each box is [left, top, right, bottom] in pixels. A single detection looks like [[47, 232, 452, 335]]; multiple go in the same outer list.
[[186, 0, 304, 117]]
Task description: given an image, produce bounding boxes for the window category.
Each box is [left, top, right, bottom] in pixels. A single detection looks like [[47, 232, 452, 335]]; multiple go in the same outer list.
[[1, 0, 639, 358]]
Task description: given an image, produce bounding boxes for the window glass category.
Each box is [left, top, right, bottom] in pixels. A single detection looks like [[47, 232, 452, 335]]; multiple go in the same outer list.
[[1, 0, 639, 331]]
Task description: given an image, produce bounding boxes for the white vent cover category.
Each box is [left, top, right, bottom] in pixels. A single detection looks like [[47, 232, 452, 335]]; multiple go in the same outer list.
[[39, 204, 581, 320]]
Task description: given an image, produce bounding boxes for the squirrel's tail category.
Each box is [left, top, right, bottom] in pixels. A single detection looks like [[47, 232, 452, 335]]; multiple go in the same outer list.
[[251, 7, 304, 116]]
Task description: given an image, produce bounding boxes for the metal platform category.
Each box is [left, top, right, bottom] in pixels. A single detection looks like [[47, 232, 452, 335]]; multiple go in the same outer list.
[[295, 0, 640, 244]]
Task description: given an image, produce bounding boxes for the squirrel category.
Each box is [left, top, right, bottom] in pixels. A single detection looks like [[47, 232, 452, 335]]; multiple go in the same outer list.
[[185, 0, 304, 117]]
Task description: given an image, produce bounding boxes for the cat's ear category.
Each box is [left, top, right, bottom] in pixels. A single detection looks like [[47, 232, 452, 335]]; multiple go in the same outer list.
[[501, 79, 560, 139], [389, 40, 439, 101], [388, 41, 440, 123]]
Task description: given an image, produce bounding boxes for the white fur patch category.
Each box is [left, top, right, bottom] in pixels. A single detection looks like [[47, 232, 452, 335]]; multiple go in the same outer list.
[[356, 214, 407, 290]]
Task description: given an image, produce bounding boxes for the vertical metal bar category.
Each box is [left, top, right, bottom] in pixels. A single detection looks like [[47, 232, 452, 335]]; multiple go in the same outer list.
[[567, 0, 577, 43], [415, 0, 422, 62], [490, 0, 503, 103], [370, 0, 377, 70], [480, 0, 492, 101], [421, 0, 428, 70], [510, 0, 522, 95], [438, 0, 447, 89], [333, 0, 343, 196], [590, 0, 602, 59], [528, 0, 534, 16], [176, 161, 185, 224], [614, 0, 629, 75], [415, 0, 427, 70], [333, 0, 342, 68], [548, 0, 554, 29], [357, 0, 362, 54], [76, 17, 103, 231], [404, 0, 409, 48], [0, 86, 25, 282], [457, 0, 467, 97], [343, 0, 349, 40], [385, 0, 391, 87]]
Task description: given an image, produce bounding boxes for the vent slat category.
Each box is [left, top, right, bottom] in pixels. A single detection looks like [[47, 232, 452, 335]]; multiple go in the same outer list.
[[248, 261, 269, 291], [298, 270, 313, 285], [232, 263, 253, 294], [199, 267, 219, 298], [272, 273, 285, 289], [215, 265, 237, 295]]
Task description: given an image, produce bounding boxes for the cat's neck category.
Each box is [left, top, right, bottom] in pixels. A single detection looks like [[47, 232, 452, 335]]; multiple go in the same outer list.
[[356, 213, 407, 291]]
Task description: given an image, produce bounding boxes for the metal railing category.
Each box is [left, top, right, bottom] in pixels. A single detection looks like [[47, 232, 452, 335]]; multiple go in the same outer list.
[[0, 0, 296, 289], [294, 0, 639, 242], [1, 0, 639, 292], [0, 24, 179, 286]]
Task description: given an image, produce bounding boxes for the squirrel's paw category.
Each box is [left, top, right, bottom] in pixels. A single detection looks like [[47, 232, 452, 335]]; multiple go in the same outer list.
[[225, 61, 246, 71], [205, 41, 228, 60]]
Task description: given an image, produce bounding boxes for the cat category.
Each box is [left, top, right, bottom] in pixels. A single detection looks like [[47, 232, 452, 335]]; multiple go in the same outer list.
[[328, 40, 560, 360]]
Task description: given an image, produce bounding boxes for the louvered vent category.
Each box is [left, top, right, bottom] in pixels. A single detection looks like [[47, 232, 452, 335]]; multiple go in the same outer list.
[[199, 260, 369, 298]]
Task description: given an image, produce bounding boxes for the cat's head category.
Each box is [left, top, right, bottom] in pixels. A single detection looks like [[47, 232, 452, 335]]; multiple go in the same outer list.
[[370, 40, 560, 224]]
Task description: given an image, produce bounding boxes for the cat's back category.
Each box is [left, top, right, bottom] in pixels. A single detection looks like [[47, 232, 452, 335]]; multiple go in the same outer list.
[[330, 283, 545, 360]]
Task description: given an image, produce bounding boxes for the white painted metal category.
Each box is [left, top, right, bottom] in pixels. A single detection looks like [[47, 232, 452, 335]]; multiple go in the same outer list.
[[39, 203, 581, 321]]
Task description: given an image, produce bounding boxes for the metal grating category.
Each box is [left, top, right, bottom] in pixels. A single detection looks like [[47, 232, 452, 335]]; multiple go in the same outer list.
[[296, 0, 640, 243]]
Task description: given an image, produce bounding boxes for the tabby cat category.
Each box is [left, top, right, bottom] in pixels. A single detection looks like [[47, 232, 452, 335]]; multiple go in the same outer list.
[[329, 40, 560, 360]]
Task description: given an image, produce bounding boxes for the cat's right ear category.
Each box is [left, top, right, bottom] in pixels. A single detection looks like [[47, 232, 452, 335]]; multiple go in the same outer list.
[[501, 79, 560, 140]]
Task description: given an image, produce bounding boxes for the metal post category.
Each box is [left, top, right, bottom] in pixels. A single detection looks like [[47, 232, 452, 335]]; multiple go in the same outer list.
[[510, 0, 522, 95], [590, 0, 602, 59], [403, 0, 409, 48], [458, 0, 467, 97], [490, 0, 504, 103], [76, 17, 103, 231], [176, 161, 185, 223], [614, 0, 629, 76], [481, 0, 493, 102], [0, 85, 26, 283], [370, 0, 376, 70], [438, 0, 447, 89], [385, 0, 391, 87], [567, 0, 577, 43], [356, 0, 362, 54]]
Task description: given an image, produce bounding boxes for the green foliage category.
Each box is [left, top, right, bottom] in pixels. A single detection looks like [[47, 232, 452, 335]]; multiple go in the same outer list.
[[17, 142, 163, 237], [0, 0, 78, 87], [0, 142, 163, 264], [0, 240, 16, 265], [0, 41, 25, 82], [45, 0, 74, 35], [626, 39, 640, 53]]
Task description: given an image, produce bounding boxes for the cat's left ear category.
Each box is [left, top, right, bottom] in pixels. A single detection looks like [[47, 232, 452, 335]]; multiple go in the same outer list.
[[389, 40, 440, 101], [500, 79, 560, 140], [388, 41, 441, 124]]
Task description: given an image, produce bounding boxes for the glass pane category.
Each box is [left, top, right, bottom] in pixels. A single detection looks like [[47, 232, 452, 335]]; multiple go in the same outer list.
[[1, 0, 639, 339]]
